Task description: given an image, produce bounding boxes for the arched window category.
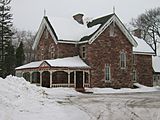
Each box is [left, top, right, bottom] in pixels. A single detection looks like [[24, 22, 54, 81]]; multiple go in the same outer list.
[[120, 51, 126, 69], [105, 64, 111, 81]]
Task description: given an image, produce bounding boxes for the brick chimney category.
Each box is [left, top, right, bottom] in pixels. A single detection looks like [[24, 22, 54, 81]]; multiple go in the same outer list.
[[132, 29, 142, 38], [73, 13, 84, 25]]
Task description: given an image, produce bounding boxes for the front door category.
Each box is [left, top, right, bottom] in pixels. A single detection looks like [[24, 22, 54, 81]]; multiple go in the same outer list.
[[76, 71, 83, 88], [42, 71, 50, 88]]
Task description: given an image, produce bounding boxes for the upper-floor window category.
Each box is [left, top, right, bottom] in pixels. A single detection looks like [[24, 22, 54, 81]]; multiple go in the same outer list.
[[120, 51, 126, 69], [49, 45, 55, 58], [105, 64, 111, 81], [109, 22, 116, 37], [132, 54, 136, 65], [81, 45, 86, 59]]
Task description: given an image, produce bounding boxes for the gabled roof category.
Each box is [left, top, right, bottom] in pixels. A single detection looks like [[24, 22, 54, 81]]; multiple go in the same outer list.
[[87, 14, 138, 46], [32, 16, 58, 50], [33, 13, 138, 48], [16, 56, 90, 70], [133, 36, 155, 55], [152, 56, 160, 73]]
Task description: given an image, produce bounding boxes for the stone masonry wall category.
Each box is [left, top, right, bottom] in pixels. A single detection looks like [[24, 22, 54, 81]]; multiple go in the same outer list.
[[134, 54, 153, 87], [83, 23, 133, 88]]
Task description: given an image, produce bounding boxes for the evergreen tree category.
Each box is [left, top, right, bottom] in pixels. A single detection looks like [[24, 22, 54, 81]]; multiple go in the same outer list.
[[16, 41, 25, 67], [0, 0, 14, 78], [3, 41, 15, 76]]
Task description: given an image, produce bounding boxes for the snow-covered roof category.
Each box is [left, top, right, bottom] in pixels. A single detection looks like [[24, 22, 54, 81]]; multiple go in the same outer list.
[[133, 36, 154, 55], [16, 56, 90, 70], [152, 56, 160, 73], [16, 61, 42, 70], [49, 17, 100, 41]]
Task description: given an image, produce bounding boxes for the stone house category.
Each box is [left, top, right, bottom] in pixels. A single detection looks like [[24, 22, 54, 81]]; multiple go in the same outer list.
[[15, 13, 154, 90]]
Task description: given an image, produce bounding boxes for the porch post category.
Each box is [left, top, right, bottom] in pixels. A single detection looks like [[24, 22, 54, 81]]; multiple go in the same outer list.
[[68, 71, 70, 87], [50, 71, 52, 88], [74, 71, 76, 88], [30, 72, 32, 83], [40, 71, 42, 86], [88, 71, 91, 87], [83, 71, 85, 88]]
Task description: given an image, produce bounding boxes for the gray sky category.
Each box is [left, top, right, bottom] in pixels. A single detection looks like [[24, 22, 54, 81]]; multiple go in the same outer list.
[[11, 0, 160, 32]]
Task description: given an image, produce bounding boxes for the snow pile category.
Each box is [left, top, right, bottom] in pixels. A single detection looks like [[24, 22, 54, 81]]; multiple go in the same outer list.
[[0, 76, 83, 120], [86, 83, 159, 94]]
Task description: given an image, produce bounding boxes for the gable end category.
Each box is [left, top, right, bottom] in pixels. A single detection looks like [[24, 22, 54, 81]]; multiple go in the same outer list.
[[32, 17, 58, 50]]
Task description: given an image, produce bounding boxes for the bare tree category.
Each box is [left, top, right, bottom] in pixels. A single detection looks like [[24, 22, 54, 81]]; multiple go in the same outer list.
[[12, 28, 35, 63], [131, 7, 160, 55]]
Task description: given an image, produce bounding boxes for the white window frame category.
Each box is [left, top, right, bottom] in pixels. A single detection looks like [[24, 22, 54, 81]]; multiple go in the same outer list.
[[105, 64, 111, 81], [120, 51, 126, 69]]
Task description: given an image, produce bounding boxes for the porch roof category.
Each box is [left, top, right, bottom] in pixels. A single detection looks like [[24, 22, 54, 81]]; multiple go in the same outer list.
[[16, 56, 90, 70]]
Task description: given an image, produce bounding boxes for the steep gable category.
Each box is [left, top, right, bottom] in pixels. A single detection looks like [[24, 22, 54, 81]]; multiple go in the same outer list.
[[85, 14, 138, 47], [32, 16, 58, 50]]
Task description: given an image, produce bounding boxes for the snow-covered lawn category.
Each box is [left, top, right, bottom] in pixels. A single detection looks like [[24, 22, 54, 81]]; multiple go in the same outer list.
[[0, 76, 160, 120]]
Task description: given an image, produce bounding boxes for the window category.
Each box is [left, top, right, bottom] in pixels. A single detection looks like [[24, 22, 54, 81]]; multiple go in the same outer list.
[[50, 45, 55, 58], [132, 54, 136, 65], [81, 46, 86, 59], [133, 70, 137, 82], [120, 51, 126, 69], [105, 64, 111, 81], [109, 22, 116, 37]]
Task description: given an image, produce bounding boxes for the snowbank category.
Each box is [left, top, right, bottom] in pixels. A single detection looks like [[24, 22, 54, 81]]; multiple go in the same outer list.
[[85, 83, 159, 94]]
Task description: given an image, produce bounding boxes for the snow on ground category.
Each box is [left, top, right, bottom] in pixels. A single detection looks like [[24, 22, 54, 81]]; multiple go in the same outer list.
[[86, 83, 159, 94], [0, 76, 160, 120]]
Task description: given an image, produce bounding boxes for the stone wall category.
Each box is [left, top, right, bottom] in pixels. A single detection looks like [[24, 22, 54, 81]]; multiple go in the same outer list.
[[35, 27, 58, 60], [134, 54, 153, 87], [83, 23, 133, 88]]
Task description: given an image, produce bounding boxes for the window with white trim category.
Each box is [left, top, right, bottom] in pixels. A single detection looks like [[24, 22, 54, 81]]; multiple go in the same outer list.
[[105, 64, 111, 81], [120, 51, 126, 69], [133, 70, 137, 82]]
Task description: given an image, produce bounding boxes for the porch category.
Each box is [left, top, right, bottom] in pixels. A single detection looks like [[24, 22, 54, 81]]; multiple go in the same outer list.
[[16, 69, 90, 88]]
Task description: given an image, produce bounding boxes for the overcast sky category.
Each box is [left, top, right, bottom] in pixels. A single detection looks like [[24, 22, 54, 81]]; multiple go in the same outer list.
[[11, 0, 160, 32]]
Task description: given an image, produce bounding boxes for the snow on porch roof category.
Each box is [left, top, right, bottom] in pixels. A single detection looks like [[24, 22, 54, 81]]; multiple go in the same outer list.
[[48, 16, 100, 41], [16, 56, 90, 70], [152, 56, 160, 73]]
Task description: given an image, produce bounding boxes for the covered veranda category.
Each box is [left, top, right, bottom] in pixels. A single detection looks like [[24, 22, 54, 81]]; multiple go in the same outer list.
[[15, 56, 90, 89]]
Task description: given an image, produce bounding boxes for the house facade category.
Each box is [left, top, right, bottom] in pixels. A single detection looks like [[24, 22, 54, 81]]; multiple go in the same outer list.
[[15, 13, 154, 89]]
